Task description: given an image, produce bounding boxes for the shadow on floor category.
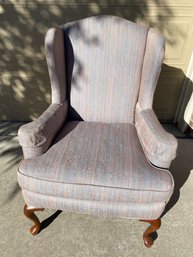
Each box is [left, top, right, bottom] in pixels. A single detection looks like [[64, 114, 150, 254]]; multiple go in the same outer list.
[[162, 138, 193, 217], [40, 210, 63, 232]]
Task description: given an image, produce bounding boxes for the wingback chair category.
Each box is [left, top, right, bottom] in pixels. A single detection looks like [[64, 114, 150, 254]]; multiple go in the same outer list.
[[17, 15, 177, 247]]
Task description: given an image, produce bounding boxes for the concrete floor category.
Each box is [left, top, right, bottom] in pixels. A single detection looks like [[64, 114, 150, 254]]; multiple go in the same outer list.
[[0, 122, 193, 257]]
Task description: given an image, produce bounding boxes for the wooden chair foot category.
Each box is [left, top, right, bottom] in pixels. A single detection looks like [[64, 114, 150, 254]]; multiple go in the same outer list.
[[140, 218, 161, 247], [24, 204, 44, 235]]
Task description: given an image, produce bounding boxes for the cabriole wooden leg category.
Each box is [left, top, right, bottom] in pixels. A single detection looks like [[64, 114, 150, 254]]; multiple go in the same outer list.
[[140, 218, 161, 247], [24, 204, 44, 235]]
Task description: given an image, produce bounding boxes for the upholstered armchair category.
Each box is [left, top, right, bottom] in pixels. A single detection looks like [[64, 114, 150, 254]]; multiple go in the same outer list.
[[17, 16, 177, 247]]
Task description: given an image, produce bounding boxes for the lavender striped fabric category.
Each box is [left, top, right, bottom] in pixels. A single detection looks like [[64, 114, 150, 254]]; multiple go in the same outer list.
[[63, 16, 148, 123], [18, 122, 174, 219], [18, 102, 68, 159], [135, 104, 178, 168], [138, 28, 165, 110], [22, 190, 166, 220], [17, 16, 177, 220], [134, 26, 178, 168], [45, 27, 67, 104]]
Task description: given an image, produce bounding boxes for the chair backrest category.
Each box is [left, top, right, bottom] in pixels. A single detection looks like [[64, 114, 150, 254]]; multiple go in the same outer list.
[[46, 15, 165, 123]]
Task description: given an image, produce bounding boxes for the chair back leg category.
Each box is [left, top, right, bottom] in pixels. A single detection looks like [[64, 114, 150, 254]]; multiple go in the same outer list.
[[140, 218, 161, 247]]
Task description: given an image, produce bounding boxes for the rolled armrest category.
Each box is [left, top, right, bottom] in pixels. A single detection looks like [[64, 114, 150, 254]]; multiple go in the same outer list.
[[135, 104, 177, 168], [18, 102, 68, 159]]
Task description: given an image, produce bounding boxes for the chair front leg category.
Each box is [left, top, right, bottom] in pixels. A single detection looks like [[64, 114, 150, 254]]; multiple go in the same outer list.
[[140, 218, 161, 247], [24, 204, 44, 235]]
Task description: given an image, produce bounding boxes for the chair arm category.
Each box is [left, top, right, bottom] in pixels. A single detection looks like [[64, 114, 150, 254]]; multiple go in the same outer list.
[[135, 104, 178, 168], [18, 102, 68, 159]]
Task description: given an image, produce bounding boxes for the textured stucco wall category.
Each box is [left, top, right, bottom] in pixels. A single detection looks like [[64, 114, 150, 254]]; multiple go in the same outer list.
[[0, 0, 193, 121]]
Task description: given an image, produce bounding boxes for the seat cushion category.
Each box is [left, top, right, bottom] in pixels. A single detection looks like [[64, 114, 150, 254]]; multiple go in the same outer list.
[[18, 122, 174, 204]]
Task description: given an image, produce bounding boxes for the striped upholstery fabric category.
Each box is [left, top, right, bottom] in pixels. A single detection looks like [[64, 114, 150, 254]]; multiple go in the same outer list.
[[138, 28, 165, 110], [22, 190, 166, 220], [135, 104, 178, 168], [63, 16, 149, 123], [18, 122, 174, 219], [45, 27, 67, 104], [17, 16, 177, 220], [18, 102, 68, 159]]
